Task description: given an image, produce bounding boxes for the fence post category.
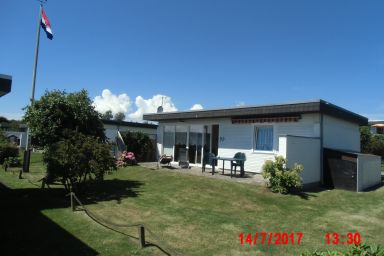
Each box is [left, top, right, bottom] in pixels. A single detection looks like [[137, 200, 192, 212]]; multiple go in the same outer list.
[[138, 225, 145, 248], [70, 192, 75, 211]]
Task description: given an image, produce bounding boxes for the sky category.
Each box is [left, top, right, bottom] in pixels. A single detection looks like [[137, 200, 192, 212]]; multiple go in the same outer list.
[[1, 0, 384, 121]]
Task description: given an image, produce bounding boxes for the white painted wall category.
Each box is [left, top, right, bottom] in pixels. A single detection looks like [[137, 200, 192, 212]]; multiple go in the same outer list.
[[217, 113, 320, 173], [280, 135, 321, 184], [323, 115, 360, 152], [357, 154, 381, 191], [4, 131, 27, 149]]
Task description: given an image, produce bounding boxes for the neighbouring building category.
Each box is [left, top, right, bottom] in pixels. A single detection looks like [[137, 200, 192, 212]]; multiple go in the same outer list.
[[0, 123, 28, 149], [143, 99, 381, 191], [369, 120, 384, 135], [102, 119, 158, 142], [102, 119, 158, 160]]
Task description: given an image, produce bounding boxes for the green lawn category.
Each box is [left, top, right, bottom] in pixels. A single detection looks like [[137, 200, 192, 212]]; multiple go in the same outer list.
[[1, 153, 383, 256]]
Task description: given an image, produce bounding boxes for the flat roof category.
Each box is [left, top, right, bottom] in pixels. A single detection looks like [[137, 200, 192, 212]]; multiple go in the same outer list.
[[143, 99, 368, 125], [0, 74, 12, 97], [101, 119, 158, 129]]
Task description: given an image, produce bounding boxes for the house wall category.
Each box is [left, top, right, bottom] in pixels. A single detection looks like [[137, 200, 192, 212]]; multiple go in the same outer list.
[[279, 135, 321, 184], [323, 115, 360, 152], [156, 113, 363, 185], [4, 131, 27, 149], [357, 154, 381, 191], [217, 113, 320, 173]]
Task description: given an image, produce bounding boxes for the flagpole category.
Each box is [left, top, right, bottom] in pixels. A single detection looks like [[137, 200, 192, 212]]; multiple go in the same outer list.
[[24, 4, 42, 173], [31, 4, 42, 106]]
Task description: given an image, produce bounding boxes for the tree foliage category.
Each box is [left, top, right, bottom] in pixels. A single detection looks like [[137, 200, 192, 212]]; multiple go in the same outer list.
[[44, 130, 116, 192], [122, 131, 154, 162], [0, 131, 19, 164], [370, 135, 384, 158], [360, 126, 384, 158], [360, 126, 372, 153], [101, 110, 113, 120], [114, 112, 126, 122], [23, 90, 106, 147], [23, 89, 115, 191]]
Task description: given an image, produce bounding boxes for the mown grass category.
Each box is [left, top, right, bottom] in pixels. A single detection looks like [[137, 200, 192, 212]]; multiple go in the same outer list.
[[1, 153, 383, 256]]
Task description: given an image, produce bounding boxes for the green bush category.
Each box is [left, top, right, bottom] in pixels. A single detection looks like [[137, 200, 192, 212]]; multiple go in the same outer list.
[[0, 144, 19, 164], [44, 130, 116, 192], [300, 243, 384, 256], [370, 135, 384, 158], [3, 157, 22, 169], [261, 156, 303, 194], [122, 131, 155, 162]]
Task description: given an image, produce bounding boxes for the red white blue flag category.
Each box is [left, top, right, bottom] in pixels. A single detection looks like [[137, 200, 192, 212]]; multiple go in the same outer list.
[[41, 8, 53, 40]]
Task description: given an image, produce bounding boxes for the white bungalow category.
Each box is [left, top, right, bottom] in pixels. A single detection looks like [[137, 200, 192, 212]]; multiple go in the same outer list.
[[143, 100, 381, 191]]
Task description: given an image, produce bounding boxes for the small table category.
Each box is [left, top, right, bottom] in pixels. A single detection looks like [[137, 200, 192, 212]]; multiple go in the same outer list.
[[211, 156, 245, 177]]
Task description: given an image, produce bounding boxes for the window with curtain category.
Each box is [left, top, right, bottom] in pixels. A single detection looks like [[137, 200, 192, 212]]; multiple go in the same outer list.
[[254, 126, 273, 151]]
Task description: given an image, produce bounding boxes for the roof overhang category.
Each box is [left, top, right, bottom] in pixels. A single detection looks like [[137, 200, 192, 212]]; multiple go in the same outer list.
[[101, 119, 158, 129], [143, 100, 368, 126], [0, 74, 12, 97]]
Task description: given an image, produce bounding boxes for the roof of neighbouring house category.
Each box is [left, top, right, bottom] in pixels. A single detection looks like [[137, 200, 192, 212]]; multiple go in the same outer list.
[[368, 120, 384, 125], [0, 74, 12, 97], [143, 99, 368, 125], [101, 119, 158, 129]]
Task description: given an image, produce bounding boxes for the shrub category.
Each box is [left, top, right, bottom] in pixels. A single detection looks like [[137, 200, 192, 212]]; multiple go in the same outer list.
[[0, 144, 19, 164], [116, 151, 137, 168], [261, 156, 303, 194], [122, 131, 155, 162], [370, 134, 384, 158], [43, 130, 116, 192], [300, 243, 384, 256], [3, 157, 22, 170]]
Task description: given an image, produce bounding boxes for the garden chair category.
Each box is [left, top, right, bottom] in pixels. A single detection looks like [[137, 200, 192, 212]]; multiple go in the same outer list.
[[159, 155, 173, 166], [202, 152, 216, 173], [230, 152, 246, 176]]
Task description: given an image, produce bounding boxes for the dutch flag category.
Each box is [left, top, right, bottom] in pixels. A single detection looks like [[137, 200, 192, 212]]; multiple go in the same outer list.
[[41, 8, 53, 40]]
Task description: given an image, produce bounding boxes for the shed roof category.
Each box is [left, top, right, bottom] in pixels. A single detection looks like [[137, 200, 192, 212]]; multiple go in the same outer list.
[[143, 99, 367, 125]]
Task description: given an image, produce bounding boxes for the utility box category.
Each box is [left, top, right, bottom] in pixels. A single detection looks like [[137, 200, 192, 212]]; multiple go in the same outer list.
[[324, 148, 381, 192]]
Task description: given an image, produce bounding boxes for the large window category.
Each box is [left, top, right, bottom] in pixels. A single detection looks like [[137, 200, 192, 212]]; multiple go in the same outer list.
[[163, 126, 175, 156], [254, 126, 273, 151]]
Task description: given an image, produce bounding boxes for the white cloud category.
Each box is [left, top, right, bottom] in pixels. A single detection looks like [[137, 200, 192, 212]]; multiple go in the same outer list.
[[190, 104, 203, 110], [128, 95, 178, 120], [92, 89, 131, 115], [236, 101, 246, 107]]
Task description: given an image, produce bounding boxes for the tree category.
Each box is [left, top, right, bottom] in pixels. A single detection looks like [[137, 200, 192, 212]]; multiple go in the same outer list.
[[114, 112, 126, 122], [0, 130, 8, 144], [23, 89, 106, 147], [370, 135, 384, 158], [44, 130, 116, 192], [23, 89, 114, 191], [101, 110, 113, 120], [360, 126, 372, 153]]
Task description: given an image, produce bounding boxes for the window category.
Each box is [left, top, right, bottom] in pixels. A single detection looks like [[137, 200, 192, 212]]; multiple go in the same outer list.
[[163, 126, 175, 156], [254, 126, 273, 151]]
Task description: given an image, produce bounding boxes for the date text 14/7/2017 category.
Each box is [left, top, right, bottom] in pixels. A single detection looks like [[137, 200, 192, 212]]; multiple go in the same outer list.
[[239, 232, 303, 245]]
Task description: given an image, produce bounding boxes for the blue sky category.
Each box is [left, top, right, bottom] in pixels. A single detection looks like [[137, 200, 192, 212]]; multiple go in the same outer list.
[[1, 0, 383, 120]]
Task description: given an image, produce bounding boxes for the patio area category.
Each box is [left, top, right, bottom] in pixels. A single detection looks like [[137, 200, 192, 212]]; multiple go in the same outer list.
[[139, 162, 267, 185]]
